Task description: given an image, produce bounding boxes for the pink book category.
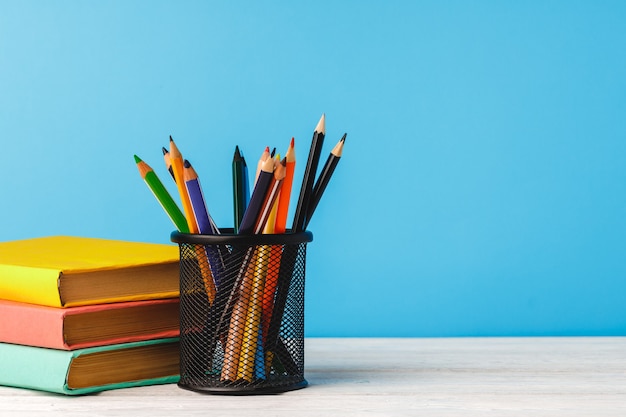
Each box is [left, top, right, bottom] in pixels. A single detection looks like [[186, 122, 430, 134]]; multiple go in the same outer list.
[[0, 298, 179, 350]]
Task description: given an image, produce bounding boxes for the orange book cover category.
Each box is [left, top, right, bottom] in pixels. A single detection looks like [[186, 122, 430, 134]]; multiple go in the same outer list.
[[0, 298, 180, 350]]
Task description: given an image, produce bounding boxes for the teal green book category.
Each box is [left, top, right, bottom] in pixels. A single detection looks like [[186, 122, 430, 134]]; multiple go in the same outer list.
[[0, 338, 180, 395]]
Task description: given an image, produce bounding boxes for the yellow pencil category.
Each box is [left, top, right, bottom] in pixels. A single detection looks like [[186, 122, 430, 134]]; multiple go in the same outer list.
[[169, 137, 216, 303], [169, 136, 197, 233], [220, 248, 258, 381], [237, 156, 282, 381]]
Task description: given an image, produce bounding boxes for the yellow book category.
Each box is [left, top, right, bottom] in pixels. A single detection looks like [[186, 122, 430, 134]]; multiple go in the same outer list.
[[0, 236, 180, 307]]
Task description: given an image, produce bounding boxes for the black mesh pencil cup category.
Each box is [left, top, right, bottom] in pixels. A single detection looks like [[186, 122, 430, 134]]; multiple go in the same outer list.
[[171, 230, 313, 395]]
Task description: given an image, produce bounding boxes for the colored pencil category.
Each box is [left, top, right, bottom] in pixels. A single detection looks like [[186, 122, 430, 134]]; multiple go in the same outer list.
[[254, 158, 286, 234], [221, 156, 286, 380], [214, 154, 276, 376], [183, 159, 215, 235], [261, 141, 295, 350], [237, 242, 270, 382], [232, 146, 248, 234], [264, 243, 299, 374], [134, 155, 189, 233], [162, 147, 175, 181], [169, 136, 197, 233], [258, 160, 281, 372], [255, 146, 271, 184], [220, 246, 258, 381], [239, 156, 275, 235], [275, 138, 296, 234], [305, 133, 346, 228], [243, 150, 250, 206], [292, 114, 325, 232], [237, 158, 286, 381], [169, 142, 213, 304], [182, 159, 218, 303]]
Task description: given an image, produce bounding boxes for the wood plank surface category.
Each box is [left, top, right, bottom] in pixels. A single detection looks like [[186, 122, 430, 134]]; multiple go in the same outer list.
[[1, 337, 625, 416]]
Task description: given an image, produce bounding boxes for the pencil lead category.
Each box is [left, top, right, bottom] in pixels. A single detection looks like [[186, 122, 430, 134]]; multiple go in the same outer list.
[[331, 134, 346, 157], [184, 159, 191, 168], [162, 147, 168, 155], [290, 137, 295, 147], [271, 147, 276, 158], [134, 155, 142, 163]]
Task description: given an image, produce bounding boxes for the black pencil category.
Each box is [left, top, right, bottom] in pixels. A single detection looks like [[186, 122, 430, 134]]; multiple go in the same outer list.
[[305, 133, 346, 228], [232, 145, 247, 234], [239, 156, 275, 235], [292, 114, 325, 232]]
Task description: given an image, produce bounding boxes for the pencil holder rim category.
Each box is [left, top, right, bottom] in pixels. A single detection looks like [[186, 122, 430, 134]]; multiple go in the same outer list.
[[170, 229, 313, 246]]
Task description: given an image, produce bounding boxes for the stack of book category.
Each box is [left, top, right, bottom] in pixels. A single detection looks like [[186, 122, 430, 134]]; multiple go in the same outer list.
[[0, 236, 181, 395]]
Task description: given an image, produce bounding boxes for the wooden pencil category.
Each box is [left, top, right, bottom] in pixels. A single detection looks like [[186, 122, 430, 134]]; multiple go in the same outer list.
[[134, 155, 189, 233], [169, 136, 197, 233], [292, 114, 325, 232], [182, 159, 218, 303], [162, 147, 175, 181], [239, 156, 275, 235], [232, 146, 248, 234], [254, 158, 286, 235], [305, 133, 346, 228], [275, 138, 296, 234], [237, 158, 286, 381], [261, 140, 296, 350], [217, 155, 276, 378], [183, 159, 215, 235], [255, 146, 271, 184], [220, 246, 258, 381]]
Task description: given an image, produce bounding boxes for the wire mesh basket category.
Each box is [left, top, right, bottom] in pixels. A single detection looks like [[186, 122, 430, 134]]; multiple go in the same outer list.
[[171, 230, 312, 395]]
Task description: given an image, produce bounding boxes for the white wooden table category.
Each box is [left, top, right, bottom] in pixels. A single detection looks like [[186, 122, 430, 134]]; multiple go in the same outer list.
[[1, 337, 625, 416]]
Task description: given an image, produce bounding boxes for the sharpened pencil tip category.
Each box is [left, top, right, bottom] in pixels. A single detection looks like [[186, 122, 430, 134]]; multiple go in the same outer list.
[[290, 137, 295, 147], [169, 135, 173, 142], [315, 114, 325, 134], [183, 159, 191, 168], [341, 133, 347, 143], [134, 155, 142, 163], [162, 147, 168, 155]]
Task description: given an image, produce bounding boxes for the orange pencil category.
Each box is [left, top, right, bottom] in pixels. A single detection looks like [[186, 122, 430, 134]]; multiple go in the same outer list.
[[275, 138, 296, 234], [169, 136, 197, 233], [261, 140, 295, 350], [169, 138, 216, 304]]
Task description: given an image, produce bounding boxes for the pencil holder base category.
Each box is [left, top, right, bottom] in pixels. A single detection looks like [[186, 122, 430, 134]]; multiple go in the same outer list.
[[177, 379, 307, 396]]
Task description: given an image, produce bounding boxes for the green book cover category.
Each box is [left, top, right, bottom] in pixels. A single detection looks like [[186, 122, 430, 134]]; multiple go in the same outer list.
[[0, 338, 180, 395]]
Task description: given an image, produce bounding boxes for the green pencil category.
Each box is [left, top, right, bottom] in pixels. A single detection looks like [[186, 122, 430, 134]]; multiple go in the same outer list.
[[134, 155, 189, 233]]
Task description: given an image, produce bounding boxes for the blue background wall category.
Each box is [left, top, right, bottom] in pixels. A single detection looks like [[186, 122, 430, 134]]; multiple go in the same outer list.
[[1, 1, 625, 337]]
